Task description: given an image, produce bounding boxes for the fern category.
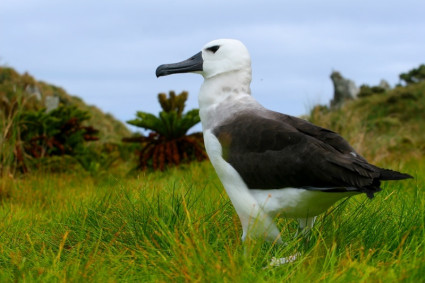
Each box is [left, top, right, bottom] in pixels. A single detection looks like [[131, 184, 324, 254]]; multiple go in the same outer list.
[[124, 91, 206, 171]]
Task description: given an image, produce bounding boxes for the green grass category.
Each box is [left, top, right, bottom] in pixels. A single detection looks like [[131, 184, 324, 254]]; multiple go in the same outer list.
[[0, 160, 423, 282], [1, 73, 424, 281], [308, 81, 425, 165], [2, 62, 424, 282]]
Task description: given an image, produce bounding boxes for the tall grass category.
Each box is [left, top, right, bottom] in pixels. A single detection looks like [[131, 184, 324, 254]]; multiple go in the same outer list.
[[0, 161, 422, 282], [0, 88, 27, 179], [1, 75, 423, 281], [308, 81, 425, 166]]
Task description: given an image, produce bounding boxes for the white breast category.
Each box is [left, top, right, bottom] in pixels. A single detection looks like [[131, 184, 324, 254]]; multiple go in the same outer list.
[[202, 129, 282, 242]]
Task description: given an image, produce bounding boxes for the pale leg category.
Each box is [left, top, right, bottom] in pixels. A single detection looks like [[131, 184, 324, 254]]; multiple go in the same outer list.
[[297, 216, 317, 236]]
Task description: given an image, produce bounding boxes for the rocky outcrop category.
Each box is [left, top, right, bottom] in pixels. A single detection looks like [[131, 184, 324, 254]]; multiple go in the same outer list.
[[330, 71, 359, 109], [379, 79, 391, 90], [45, 96, 60, 112]]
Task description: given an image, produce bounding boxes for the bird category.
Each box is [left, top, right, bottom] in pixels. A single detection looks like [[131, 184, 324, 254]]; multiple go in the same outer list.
[[155, 39, 413, 248]]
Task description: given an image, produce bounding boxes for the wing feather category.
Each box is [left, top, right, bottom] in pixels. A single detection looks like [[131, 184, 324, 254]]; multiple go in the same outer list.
[[213, 112, 380, 193]]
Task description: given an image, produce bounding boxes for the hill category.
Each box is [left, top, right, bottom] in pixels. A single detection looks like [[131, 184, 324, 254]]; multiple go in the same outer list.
[[0, 66, 423, 281], [0, 67, 130, 143], [308, 79, 425, 167]]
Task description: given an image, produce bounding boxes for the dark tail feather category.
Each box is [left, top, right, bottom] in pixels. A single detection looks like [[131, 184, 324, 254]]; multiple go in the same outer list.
[[363, 168, 413, 199], [379, 168, 413, 180]]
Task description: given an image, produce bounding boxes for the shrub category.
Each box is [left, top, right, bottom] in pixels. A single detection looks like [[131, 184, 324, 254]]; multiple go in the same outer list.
[[358, 85, 386, 98], [124, 91, 207, 171], [19, 106, 98, 158], [399, 64, 425, 85], [1, 98, 101, 174]]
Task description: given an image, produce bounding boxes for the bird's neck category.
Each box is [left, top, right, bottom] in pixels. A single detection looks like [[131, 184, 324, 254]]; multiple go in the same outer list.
[[198, 69, 252, 110], [198, 69, 264, 131]]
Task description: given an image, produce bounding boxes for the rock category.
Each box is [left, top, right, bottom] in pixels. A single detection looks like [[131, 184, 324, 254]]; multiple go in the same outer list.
[[45, 96, 60, 112], [379, 79, 391, 90], [330, 71, 359, 108], [25, 85, 42, 101]]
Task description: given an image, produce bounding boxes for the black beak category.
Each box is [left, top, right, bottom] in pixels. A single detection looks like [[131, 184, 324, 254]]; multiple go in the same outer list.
[[156, 51, 203, 77]]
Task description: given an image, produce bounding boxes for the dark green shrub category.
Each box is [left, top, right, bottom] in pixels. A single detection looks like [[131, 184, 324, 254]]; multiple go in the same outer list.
[[358, 85, 386, 98], [399, 64, 425, 85], [10, 106, 100, 173], [124, 91, 207, 171], [19, 106, 98, 157]]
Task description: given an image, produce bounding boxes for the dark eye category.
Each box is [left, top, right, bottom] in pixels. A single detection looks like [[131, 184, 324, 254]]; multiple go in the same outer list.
[[206, 45, 220, 53]]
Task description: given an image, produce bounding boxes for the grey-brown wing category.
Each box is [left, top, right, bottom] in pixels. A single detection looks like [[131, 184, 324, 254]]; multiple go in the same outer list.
[[213, 113, 381, 194]]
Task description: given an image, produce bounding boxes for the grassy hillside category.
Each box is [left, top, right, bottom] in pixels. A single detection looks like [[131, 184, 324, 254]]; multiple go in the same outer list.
[[309, 80, 425, 166], [0, 69, 423, 281], [0, 67, 130, 143]]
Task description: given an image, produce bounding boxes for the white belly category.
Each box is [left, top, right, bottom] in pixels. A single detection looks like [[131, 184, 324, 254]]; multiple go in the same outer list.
[[250, 188, 357, 219], [203, 129, 283, 241]]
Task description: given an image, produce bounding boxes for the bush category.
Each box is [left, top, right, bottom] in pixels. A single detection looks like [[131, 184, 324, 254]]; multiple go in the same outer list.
[[124, 91, 207, 171], [358, 85, 386, 98], [0, 96, 101, 174], [399, 64, 425, 85]]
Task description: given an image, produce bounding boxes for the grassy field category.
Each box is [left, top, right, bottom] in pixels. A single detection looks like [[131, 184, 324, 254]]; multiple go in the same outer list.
[[0, 159, 423, 282], [1, 77, 424, 281]]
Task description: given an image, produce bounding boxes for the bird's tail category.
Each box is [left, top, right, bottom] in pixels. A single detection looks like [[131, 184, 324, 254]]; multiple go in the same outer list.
[[361, 167, 413, 199], [379, 168, 413, 180]]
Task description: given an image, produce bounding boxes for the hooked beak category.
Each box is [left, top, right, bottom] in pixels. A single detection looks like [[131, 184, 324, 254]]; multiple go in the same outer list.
[[156, 51, 203, 77]]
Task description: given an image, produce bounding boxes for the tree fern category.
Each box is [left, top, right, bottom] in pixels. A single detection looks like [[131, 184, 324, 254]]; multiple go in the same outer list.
[[124, 91, 206, 171]]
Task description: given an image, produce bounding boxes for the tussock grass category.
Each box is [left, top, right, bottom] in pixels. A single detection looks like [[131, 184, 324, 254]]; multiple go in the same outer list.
[[0, 160, 422, 282], [309, 81, 425, 166], [1, 77, 423, 281]]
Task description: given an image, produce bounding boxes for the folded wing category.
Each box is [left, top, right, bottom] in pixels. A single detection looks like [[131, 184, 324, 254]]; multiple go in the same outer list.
[[213, 112, 412, 198]]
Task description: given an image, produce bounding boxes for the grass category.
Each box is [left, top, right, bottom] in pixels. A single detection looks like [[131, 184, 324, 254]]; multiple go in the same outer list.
[[308, 81, 425, 165], [0, 160, 423, 282], [1, 71, 424, 281]]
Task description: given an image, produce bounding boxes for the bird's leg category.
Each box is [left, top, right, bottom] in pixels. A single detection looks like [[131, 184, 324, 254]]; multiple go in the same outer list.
[[240, 209, 283, 244], [240, 212, 287, 265], [266, 216, 317, 268], [297, 216, 317, 250], [297, 216, 317, 238]]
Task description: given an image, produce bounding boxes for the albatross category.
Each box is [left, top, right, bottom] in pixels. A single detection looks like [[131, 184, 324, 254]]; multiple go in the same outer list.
[[155, 39, 412, 247]]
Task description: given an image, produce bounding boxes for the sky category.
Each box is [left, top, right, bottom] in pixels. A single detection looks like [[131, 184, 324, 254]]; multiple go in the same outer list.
[[1, 0, 424, 132]]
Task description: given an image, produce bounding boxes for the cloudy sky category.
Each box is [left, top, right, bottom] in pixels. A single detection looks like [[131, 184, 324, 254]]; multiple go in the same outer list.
[[1, 0, 424, 131]]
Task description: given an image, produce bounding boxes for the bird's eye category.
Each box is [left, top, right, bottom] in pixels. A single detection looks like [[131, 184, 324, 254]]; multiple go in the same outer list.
[[206, 45, 220, 54]]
